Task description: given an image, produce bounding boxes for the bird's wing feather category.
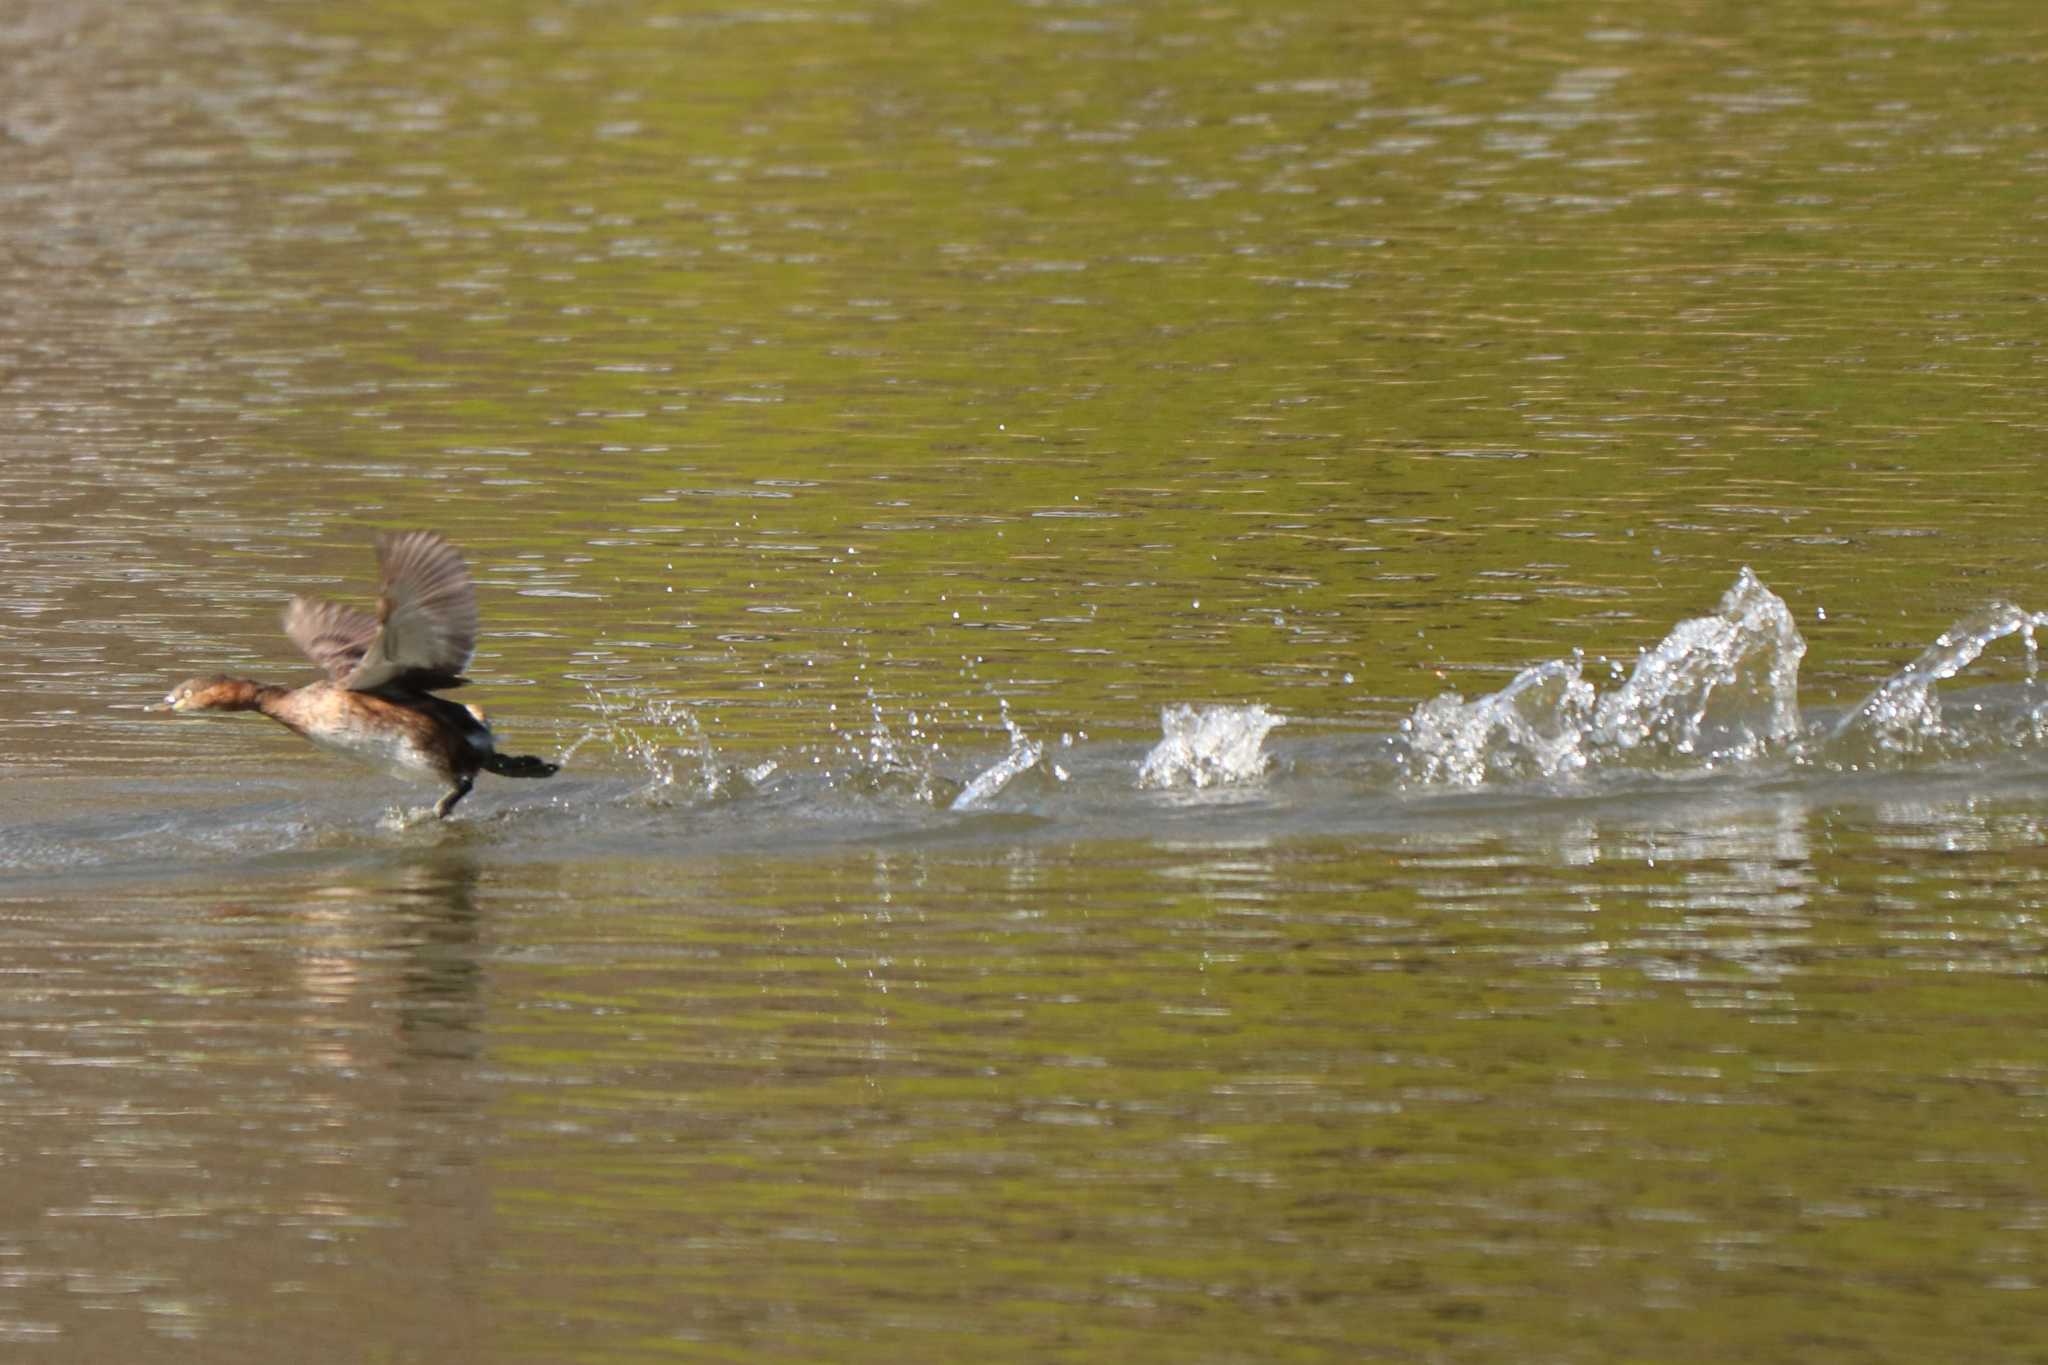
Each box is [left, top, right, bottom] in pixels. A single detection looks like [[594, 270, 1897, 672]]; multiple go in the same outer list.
[[340, 531, 479, 692], [282, 596, 381, 682]]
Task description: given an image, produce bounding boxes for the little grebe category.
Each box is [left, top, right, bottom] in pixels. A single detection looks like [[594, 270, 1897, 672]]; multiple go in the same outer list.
[[157, 530, 557, 818]]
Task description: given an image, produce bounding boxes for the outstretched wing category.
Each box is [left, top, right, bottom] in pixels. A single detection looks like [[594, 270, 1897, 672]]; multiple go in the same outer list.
[[339, 531, 479, 692], [283, 595, 381, 682]]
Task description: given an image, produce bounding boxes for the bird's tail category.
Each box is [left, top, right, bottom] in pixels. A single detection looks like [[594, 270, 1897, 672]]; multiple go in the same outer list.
[[481, 751, 559, 779]]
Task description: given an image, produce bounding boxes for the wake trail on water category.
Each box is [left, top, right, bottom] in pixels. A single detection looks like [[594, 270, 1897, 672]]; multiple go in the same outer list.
[[13, 570, 2048, 879], [555, 566, 2048, 828]]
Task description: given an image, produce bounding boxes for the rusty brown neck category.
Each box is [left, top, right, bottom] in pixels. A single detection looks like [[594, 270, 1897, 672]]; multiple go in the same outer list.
[[204, 677, 291, 712]]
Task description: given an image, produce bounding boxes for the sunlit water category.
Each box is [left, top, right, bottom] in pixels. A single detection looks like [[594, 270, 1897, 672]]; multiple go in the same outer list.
[[5, 0, 2048, 1360]]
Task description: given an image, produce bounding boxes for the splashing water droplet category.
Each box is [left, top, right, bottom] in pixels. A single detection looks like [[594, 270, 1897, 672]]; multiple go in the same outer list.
[[1401, 657, 1595, 788], [1137, 704, 1286, 789], [1399, 568, 1806, 786], [1828, 601, 2048, 753]]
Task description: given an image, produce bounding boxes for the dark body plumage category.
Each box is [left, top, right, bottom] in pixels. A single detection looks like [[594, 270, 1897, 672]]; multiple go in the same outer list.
[[159, 531, 556, 818]]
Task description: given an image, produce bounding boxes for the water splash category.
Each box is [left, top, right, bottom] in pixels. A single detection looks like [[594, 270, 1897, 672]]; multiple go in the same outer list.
[[566, 688, 732, 802], [1137, 704, 1287, 790], [1401, 657, 1596, 787], [951, 704, 1048, 811], [1826, 602, 2048, 754], [1401, 568, 1806, 787], [1591, 566, 1805, 760], [832, 696, 950, 804], [516, 577, 2048, 823]]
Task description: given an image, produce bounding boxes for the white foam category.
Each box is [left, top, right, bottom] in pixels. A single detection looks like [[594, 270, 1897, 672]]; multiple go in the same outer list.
[[1137, 704, 1287, 790]]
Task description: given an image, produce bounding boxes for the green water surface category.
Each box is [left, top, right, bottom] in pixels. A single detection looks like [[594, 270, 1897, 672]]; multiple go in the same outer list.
[[1, 0, 2045, 1360]]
